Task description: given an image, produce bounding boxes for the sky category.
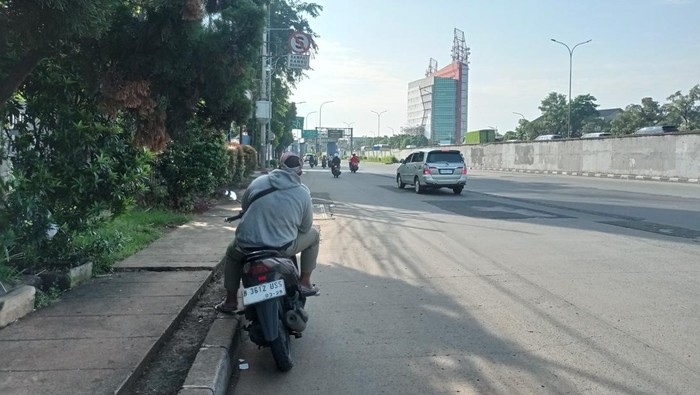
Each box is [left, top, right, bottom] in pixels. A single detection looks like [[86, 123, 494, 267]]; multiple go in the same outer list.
[[289, 0, 700, 138]]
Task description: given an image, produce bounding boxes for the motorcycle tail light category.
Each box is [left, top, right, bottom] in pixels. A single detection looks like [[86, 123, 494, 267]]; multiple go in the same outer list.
[[251, 264, 269, 276]]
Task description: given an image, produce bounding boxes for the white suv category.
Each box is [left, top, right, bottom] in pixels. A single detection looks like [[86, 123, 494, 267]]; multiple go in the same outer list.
[[396, 149, 467, 195]]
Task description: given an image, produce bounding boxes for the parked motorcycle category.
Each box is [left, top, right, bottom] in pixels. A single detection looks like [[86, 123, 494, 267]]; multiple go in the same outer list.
[[223, 212, 311, 372], [330, 164, 341, 178], [239, 249, 309, 371]]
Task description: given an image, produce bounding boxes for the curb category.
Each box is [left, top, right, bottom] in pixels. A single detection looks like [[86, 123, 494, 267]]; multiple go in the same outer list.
[[178, 314, 243, 395], [0, 285, 36, 329], [473, 167, 699, 184]]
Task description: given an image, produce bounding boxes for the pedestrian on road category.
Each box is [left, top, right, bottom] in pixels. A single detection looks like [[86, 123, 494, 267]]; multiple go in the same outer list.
[[215, 152, 320, 313]]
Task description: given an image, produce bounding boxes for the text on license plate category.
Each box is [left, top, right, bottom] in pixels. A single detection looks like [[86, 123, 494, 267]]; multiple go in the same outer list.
[[439, 169, 453, 174], [243, 279, 286, 306]]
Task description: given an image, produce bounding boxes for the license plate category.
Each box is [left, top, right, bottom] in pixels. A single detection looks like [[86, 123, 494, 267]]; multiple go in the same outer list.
[[243, 279, 286, 306], [439, 169, 453, 174]]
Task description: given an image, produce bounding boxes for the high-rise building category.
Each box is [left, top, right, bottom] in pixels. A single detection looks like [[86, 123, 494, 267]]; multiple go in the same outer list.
[[406, 29, 470, 144]]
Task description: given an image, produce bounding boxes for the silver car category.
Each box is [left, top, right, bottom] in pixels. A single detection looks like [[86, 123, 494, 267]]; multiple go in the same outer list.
[[396, 149, 467, 194]]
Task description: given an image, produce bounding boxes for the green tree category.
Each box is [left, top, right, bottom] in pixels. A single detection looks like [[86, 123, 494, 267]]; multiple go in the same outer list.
[[611, 97, 666, 136], [0, 0, 117, 104], [664, 85, 700, 131], [537, 92, 568, 137], [570, 94, 599, 137]]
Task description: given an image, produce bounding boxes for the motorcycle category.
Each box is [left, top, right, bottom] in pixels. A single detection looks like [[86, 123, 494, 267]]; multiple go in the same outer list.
[[224, 209, 311, 372], [321, 158, 327, 169], [349, 162, 359, 173], [239, 250, 309, 371], [331, 164, 341, 178]]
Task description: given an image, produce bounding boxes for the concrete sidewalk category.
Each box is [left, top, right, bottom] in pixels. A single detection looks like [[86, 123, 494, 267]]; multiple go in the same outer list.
[[0, 200, 241, 395]]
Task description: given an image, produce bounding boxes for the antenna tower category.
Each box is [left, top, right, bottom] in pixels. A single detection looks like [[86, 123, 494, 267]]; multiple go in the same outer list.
[[451, 28, 470, 65], [425, 58, 438, 76]]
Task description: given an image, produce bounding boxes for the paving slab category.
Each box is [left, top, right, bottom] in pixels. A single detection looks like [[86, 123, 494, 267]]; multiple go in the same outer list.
[[0, 369, 132, 395], [0, 313, 174, 340], [0, 270, 214, 395]]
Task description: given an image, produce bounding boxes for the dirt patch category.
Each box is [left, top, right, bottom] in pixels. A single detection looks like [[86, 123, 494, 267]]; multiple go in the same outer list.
[[128, 271, 226, 395]]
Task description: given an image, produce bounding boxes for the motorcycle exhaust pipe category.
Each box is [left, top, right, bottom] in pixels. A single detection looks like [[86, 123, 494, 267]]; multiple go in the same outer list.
[[285, 306, 309, 332]]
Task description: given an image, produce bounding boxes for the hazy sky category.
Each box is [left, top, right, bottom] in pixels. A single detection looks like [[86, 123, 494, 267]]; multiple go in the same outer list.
[[290, 0, 700, 138]]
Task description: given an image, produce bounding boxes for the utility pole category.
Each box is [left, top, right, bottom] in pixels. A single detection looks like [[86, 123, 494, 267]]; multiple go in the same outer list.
[[256, 5, 271, 169]]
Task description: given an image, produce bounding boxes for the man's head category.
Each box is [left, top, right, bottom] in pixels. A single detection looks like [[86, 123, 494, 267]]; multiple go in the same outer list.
[[352, 153, 357, 157], [334, 153, 339, 158], [279, 152, 303, 175]]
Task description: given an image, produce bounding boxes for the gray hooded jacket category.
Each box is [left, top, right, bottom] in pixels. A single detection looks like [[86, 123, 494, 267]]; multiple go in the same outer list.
[[235, 169, 313, 250]]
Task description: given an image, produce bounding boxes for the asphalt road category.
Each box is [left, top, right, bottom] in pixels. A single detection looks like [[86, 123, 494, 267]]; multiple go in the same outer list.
[[231, 162, 700, 394]]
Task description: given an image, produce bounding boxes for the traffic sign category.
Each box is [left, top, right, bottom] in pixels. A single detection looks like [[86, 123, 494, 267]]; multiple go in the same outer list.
[[292, 116, 304, 129], [288, 32, 312, 54], [328, 129, 343, 140], [302, 129, 318, 139], [287, 54, 310, 69]]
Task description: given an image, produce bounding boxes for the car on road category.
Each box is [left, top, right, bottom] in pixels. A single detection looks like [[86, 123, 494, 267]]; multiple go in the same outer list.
[[634, 125, 679, 135], [581, 132, 612, 139], [534, 134, 563, 141], [396, 148, 467, 194]]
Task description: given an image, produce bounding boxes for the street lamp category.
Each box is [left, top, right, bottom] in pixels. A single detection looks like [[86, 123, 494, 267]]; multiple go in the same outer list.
[[513, 112, 525, 120], [343, 121, 354, 128], [304, 111, 317, 130], [387, 126, 395, 134], [319, 101, 334, 128], [551, 38, 592, 138], [371, 110, 387, 138]]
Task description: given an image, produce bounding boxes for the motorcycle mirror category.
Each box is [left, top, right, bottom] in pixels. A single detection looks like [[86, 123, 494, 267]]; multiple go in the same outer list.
[[224, 190, 238, 201]]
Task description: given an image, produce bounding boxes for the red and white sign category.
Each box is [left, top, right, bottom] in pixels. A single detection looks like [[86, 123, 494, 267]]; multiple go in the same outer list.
[[288, 31, 312, 54]]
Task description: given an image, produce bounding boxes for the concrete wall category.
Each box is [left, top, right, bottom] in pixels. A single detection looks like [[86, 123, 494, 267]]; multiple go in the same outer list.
[[390, 133, 700, 180]]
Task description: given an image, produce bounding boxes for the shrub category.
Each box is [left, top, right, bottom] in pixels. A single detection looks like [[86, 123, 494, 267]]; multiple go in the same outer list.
[[241, 145, 258, 176], [1, 102, 151, 273], [156, 125, 230, 210], [227, 146, 246, 186]]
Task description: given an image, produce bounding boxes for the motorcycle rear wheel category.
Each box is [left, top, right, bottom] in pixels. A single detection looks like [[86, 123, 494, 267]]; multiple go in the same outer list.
[[270, 321, 293, 372]]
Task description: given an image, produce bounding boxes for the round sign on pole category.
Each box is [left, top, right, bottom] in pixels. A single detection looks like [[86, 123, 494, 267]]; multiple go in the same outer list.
[[288, 32, 312, 54]]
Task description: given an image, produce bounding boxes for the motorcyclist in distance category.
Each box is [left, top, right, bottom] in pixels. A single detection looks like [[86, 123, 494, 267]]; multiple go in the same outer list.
[[331, 153, 341, 168], [350, 153, 359, 168]]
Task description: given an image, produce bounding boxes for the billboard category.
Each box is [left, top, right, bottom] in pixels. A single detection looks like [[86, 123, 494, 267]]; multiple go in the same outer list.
[[328, 129, 344, 140]]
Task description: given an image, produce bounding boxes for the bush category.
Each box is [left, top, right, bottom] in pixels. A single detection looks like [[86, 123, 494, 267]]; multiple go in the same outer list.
[[226, 146, 246, 186], [382, 155, 398, 164], [156, 124, 230, 211], [1, 99, 151, 273], [241, 145, 258, 175]]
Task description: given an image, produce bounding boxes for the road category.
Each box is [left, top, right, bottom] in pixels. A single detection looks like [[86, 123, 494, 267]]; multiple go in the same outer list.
[[230, 162, 700, 394]]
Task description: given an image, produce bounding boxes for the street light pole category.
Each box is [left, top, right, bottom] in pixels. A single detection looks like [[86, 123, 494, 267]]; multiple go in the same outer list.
[[551, 38, 591, 138], [513, 112, 525, 120], [304, 111, 317, 130], [371, 110, 387, 138], [387, 126, 395, 134], [319, 101, 334, 128], [318, 101, 333, 154]]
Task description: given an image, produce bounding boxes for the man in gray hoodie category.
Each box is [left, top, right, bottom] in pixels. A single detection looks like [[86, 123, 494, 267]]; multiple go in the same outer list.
[[216, 152, 319, 313]]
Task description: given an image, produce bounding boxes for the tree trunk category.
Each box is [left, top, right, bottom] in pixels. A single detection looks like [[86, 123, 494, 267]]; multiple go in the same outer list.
[[0, 49, 46, 104]]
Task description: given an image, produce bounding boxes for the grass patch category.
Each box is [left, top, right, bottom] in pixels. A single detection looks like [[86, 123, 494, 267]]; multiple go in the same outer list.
[[362, 156, 398, 164], [80, 207, 191, 273]]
